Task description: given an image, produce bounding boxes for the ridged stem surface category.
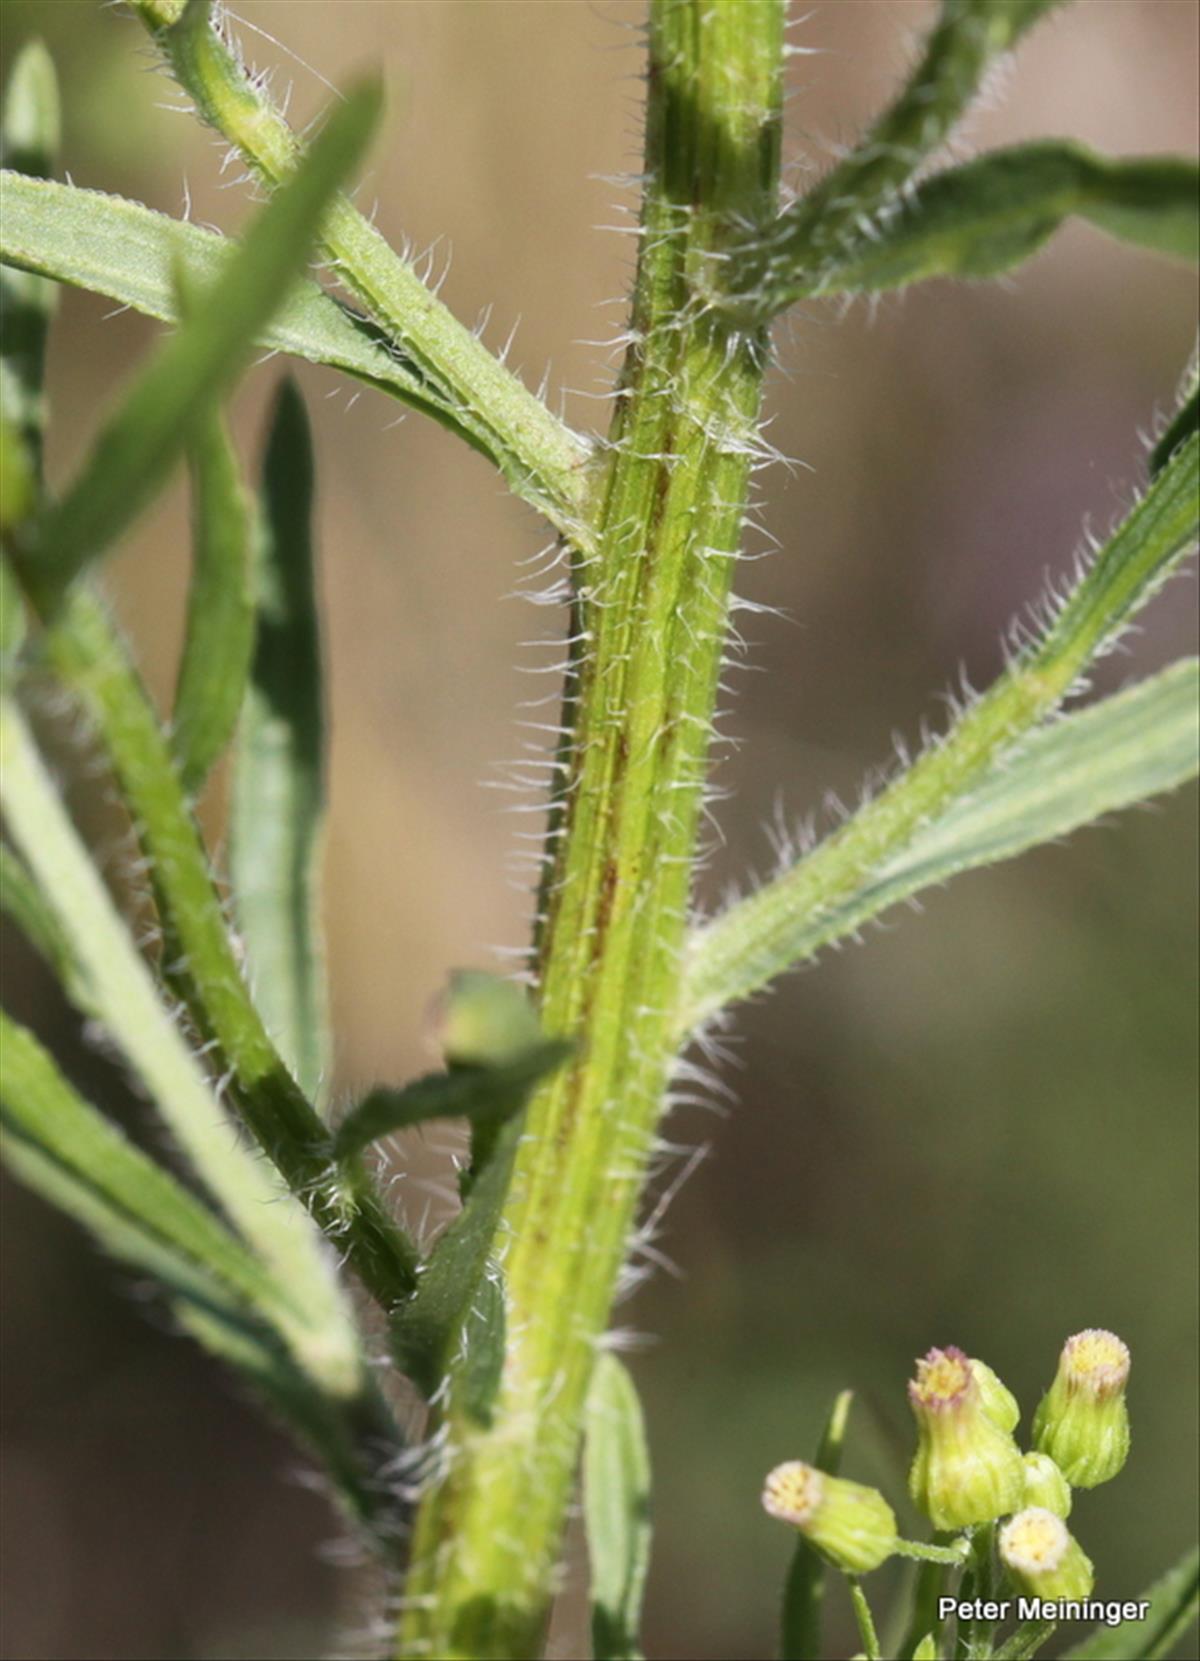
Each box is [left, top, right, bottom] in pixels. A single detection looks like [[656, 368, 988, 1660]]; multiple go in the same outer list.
[[397, 4, 783, 1654]]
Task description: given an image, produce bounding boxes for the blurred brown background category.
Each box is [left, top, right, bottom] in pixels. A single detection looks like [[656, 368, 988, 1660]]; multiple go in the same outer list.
[[1, 2, 1197, 1657]]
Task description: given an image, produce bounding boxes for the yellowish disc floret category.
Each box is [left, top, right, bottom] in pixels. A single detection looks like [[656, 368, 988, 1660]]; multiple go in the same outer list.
[[999, 1507, 1095, 1602], [762, 1460, 898, 1574]]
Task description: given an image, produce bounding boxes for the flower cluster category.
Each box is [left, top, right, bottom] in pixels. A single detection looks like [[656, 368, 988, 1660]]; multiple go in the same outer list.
[[761, 1329, 1130, 1600]]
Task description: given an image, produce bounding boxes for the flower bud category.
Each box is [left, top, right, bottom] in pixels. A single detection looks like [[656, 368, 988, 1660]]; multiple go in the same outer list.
[[971, 1357, 1020, 1433], [1033, 1329, 1130, 1488], [434, 970, 542, 1068], [762, 1460, 898, 1574], [908, 1346, 1025, 1530], [1020, 1451, 1071, 1518], [999, 1508, 1095, 1602]]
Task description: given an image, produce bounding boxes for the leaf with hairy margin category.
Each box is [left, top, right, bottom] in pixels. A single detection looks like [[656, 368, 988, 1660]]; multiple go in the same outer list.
[[10, 79, 381, 609], [0, 173, 487, 451], [172, 409, 257, 794], [1062, 1545, 1198, 1659], [585, 1353, 653, 1661], [798, 143, 1198, 299], [684, 661, 1198, 1029], [334, 1040, 571, 1162], [229, 382, 329, 1102], [0, 1017, 403, 1534]]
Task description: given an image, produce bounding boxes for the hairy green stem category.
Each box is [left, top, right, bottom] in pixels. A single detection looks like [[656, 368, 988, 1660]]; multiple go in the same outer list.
[[849, 1577, 882, 1661], [898, 1538, 973, 1567], [397, 3, 784, 1654]]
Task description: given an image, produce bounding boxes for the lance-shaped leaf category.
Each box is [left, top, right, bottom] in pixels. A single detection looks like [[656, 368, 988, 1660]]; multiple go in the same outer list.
[[685, 661, 1199, 1032], [717, 0, 1067, 321], [0, 173, 513, 465], [390, 1117, 521, 1398], [171, 408, 256, 794], [788, 143, 1198, 301], [11, 77, 381, 610], [1, 1010, 298, 1324], [1152, 342, 1199, 479], [0, 1017, 405, 1536], [39, 583, 421, 1306], [681, 432, 1199, 1032], [780, 1391, 854, 1661], [372, 1032, 569, 1392], [868, 658, 1198, 889], [0, 839, 77, 992], [993, 1622, 1058, 1660], [459, 1270, 507, 1430], [0, 42, 59, 481], [230, 382, 328, 1103], [584, 1353, 653, 1661], [1062, 1545, 1198, 1659], [0, 694, 364, 1398], [334, 1039, 572, 1163]]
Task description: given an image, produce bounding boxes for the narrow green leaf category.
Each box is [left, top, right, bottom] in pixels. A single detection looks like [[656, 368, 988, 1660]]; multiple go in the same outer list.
[[0, 173, 496, 456], [681, 431, 1199, 1032], [390, 1117, 522, 1398], [686, 660, 1198, 1031], [1062, 1545, 1198, 1660], [0, 839, 75, 987], [794, 144, 1198, 300], [781, 1391, 855, 1661], [0, 40, 59, 177], [814, 1388, 854, 1475], [1152, 341, 1199, 479], [460, 1271, 507, 1430], [38, 583, 421, 1307], [0, 41, 59, 481], [0, 555, 25, 668], [382, 1028, 571, 1390], [585, 1353, 652, 1661], [718, 0, 1068, 321], [229, 381, 328, 1101], [0, 694, 364, 1397], [0, 1010, 292, 1320], [0, 1016, 407, 1538], [333, 1040, 572, 1163], [172, 411, 256, 794], [12, 78, 381, 610], [871, 658, 1199, 890], [993, 1621, 1057, 1660]]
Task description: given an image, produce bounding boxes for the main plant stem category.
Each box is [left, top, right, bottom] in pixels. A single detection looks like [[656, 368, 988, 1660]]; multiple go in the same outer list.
[[397, 4, 783, 1654]]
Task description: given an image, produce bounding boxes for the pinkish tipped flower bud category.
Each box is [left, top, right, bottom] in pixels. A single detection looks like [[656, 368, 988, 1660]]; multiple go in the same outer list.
[[907, 1346, 1025, 1530], [1033, 1329, 1131, 1488], [762, 1460, 898, 1574]]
